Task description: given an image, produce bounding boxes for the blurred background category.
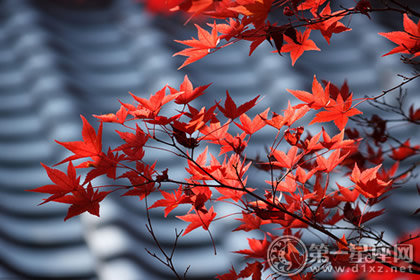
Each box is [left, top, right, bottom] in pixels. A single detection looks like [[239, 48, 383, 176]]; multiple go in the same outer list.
[[0, 0, 418, 279]]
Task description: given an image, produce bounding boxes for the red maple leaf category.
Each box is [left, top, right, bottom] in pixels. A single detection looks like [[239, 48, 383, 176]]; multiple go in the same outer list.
[[93, 106, 128, 124], [269, 146, 303, 169], [149, 186, 192, 217], [229, 0, 273, 27], [287, 75, 330, 109], [78, 149, 125, 184], [297, 0, 327, 12], [233, 212, 270, 232], [54, 183, 110, 221], [238, 261, 263, 280], [336, 183, 359, 202], [169, 75, 211, 105], [129, 86, 181, 117], [379, 14, 420, 58], [390, 139, 419, 161], [309, 93, 362, 130], [114, 124, 149, 160], [217, 91, 260, 119], [176, 206, 217, 235], [55, 115, 103, 165], [235, 236, 270, 259], [316, 149, 349, 173], [409, 105, 420, 121], [280, 28, 320, 66], [216, 266, 239, 280], [350, 163, 391, 199], [29, 162, 80, 204], [174, 22, 220, 69], [234, 108, 269, 135], [121, 163, 157, 200], [308, 3, 351, 44]]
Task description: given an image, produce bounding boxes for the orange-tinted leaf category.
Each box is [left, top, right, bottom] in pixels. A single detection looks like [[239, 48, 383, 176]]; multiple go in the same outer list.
[[174, 22, 220, 69], [280, 29, 320, 66], [287, 75, 330, 109], [309, 94, 362, 130], [379, 14, 420, 58]]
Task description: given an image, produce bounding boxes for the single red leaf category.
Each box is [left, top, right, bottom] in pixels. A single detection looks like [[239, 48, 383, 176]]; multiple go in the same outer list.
[[174, 22, 220, 69], [379, 14, 420, 58], [217, 91, 260, 119], [149, 186, 192, 217], [280, 29, 320, 66], [169, 75, 211, 105], [29, 162, 80, 204], [53, 183, 110, 221], [237, 261, 263, 280], [176, 206, 216, 235], [233, 212, 269, 232], [55, 115, 103, 165], [309, 94, 362, 130]]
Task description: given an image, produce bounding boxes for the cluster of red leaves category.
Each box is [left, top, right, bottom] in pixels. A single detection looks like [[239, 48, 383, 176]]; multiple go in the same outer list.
[[166, 0, 356, 67], [31, 72, 419, 278], [32, 1, 420, 279]]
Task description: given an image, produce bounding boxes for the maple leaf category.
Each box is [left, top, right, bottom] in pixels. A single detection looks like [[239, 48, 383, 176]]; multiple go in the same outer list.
[[121, 163, 156, 200], [55, 115, 103, 165], [281, 101, 310, 127], [149, 186, 192, 217], [217, 91, 260, 119], [114, 124, 148, 160], [266, 173, 297, 192], [316, 149, 349, 173], [350, 163, 392, 199], [308, 3, 351, 44], [29, 162, 80, 204], [233, 212, 269, 232], [177, 206, 216, 235], [216, 18, 245, 41], [295, 166, 316, 184], [234, 108, 269, 135], [390, 139, 419, 161], [284, 126, 304, 146], [379, 14, 420, 58], [78, 149, 125, 184], [94, 106, 128, 124], [297, 0, 327, 12], [129, 86, 181, 117], [199, 121, 230, 142], [218, 132, 248, 155], [216, 266, 239, 280], [174, 22, 220, 69], [235, 235, 270, 259], [54, 183, 110, 221], [336, 183, 359, 202], [238, 261, 263, 280], [321, 128, 356, 150], [169, 75, 211, 105], [287, 75, 330, 109], [280, 28, 320, 66], [409, 105, 420, 121], [269, 146, 303, 169], [309, 93, 362, 130], [229, 0, 273, 27]]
